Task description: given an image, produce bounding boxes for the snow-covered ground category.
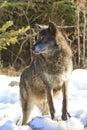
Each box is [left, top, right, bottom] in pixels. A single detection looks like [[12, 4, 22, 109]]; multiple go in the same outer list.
[[0, 69, 87, 130]]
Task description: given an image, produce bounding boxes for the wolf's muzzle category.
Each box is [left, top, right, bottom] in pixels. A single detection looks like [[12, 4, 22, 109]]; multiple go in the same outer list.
[[32, 42, 48, 54]]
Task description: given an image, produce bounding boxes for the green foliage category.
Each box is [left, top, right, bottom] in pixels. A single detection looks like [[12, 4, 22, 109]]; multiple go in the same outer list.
[[0, 21, 13, 32], [51, 0, 76, 25], [0, 1, 8, 9], [0, 21, 30, 50], [1, 1, 30, 10], [0, 0, 84, 68], [0, 0, 76, 26]]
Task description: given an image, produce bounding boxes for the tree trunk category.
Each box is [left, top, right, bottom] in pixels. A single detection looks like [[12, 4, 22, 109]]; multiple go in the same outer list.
[[82, 4, 86, 67], [77, 2, 80, 67]]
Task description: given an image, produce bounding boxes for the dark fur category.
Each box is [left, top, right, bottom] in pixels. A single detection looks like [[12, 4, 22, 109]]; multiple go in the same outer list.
[[20, 22, 72, 125]]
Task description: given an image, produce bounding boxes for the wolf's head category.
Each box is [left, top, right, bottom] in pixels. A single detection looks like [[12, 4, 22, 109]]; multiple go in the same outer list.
[[32, 22, 60, 54]]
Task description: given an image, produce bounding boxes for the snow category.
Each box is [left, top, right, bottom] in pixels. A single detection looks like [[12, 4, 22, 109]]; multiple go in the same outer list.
[[0, 69, 87, 130]]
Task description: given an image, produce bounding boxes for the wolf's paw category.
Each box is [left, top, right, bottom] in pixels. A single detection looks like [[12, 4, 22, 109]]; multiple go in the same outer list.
[[52, 115, 59, 122], [62, 112, 71, 121]]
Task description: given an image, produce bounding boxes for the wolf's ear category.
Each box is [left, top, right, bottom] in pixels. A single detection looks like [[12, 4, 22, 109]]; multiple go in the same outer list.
[[36, 24, 43, 31], [36, 24, 47, 31], [48, 22, 57, 35]]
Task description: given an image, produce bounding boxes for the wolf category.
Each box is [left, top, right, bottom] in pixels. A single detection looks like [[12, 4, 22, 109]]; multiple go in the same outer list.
[[20, 22, 73, 125]]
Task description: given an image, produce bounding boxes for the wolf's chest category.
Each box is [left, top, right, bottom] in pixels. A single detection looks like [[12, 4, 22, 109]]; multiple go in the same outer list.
[[43, 72, 66, 88]]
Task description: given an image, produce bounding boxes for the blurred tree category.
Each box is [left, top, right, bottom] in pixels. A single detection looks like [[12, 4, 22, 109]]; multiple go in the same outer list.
[[0, 0, 87, 69], [0, 21, 30, 50], [72, 0, 87, 67]]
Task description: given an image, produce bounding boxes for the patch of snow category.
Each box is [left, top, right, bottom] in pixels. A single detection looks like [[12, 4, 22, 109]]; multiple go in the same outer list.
[[0, 69, 87, 129]]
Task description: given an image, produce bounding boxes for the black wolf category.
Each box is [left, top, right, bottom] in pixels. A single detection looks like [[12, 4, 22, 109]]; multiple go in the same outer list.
[[20, 22, 72, 125]]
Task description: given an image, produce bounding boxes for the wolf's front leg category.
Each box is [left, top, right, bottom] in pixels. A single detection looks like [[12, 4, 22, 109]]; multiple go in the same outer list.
[[46, 87, 56, 120], [61, 80, 71, 120], [20, 85, 34, 125]]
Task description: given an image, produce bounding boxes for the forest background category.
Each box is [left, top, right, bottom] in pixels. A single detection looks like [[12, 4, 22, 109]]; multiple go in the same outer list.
[[0, 0, 87, 75]]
